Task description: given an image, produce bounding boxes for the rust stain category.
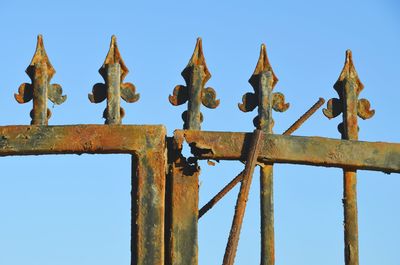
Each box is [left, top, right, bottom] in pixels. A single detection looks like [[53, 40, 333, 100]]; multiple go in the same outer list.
[[323, 50, 375, 265], [15, 35, 66, 125], [89, 35, 139, 124], [169, 38, 219, 130], [177, 130, 400, 173], [2, 38, 399, 265]]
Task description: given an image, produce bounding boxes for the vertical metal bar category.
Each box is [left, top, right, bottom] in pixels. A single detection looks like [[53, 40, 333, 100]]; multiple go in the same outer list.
[[166, 143, 200, 265], [323, 50, 374, 265], [342, 73, 360, 265], [186, 65, 204, 130], [167, 38, 219, 265], [223, 129, 263, 265], [31, 62, 49, 125], [258, 71, 275, 265], [105, 63, 122, 124], [239, 44, 288, 265], [131, 133, 166, 265], [260, 164, 274, 265]]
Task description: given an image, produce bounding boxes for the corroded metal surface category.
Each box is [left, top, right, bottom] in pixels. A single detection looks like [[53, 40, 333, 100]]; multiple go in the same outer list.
[[165, 137, 199, 265], [238, 44, 288, 265], [89, 36, 140, 124], [0, 125, 166, 265], [169, 38, 219, 130], [223, 130, 263, 265], [198, 98, 325, 219], [176, 130, 400, 173], [3, 37, 400, 265], [166, 38, 220, 265], [239, 44, 289, 130], [239, 44, 289, 265], [323, 50, 374, 265], [0, 125, 162, 155], [15, 35, 67, 125]]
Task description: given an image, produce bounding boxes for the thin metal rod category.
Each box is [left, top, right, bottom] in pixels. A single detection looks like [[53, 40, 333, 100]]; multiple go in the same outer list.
[[260, 164, 274, 265], [199, 171, 244, 218], [222, 129, 263, 265], [198, 98, 325, 219], [282, 97, 325, 135]]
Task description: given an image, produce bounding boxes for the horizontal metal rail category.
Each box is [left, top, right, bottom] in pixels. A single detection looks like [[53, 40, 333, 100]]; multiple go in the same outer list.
[[175, 130, 400, 173], [0, 125, 165, 155]]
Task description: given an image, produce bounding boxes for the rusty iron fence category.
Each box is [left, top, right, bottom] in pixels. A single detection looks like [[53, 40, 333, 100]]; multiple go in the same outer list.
[[1, 35, 399, 265]]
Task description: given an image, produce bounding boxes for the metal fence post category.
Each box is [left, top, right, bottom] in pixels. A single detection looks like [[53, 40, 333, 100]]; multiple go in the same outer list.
[[167, 38, 219, 265], [323, 50, 374, 265], [238, 44, 288, 265]]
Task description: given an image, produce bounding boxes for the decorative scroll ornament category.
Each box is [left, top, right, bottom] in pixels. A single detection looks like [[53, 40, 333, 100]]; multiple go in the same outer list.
[[323, 50, 374, 135], [238, 44, 289, 131], [15, 35, 67, 125], [89, 35, 139, 124], [169, 38, 219, 130]]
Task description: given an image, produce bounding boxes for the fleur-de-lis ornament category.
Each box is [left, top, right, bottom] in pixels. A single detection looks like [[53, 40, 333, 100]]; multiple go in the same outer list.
[[15, 35, 67, 125], [239, 44, 289, 132], [89, 35, 139, 124], [169, 38, 219, 130], [323, 50, 374, 139]]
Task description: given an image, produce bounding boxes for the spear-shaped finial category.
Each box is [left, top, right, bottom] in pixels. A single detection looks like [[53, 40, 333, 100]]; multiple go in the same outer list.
[[15, 35, 67, 125], [169, 38, 219, 130], [323, 50, 374, 265], [323, 50, 374, 138], [238, 44, 289, 132], [89, 35, 140, 124]]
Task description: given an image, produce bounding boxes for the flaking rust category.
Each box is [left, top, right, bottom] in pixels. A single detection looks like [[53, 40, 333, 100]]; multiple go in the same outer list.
[[166, 38, 220, 265], [177, 130, 400, 173], [166, 132, 200, 265]]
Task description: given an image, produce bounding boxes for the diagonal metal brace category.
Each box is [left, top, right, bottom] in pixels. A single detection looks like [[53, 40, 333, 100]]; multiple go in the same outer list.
[[199, 97, 325, 219], [222, 129, 263, 265]]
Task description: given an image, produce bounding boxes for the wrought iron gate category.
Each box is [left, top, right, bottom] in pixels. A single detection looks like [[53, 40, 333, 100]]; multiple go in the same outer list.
[[1, 35, 399, 265]]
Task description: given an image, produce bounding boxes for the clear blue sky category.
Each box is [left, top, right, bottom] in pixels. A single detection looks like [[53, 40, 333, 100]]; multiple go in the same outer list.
[[0, 1, 399, 264]]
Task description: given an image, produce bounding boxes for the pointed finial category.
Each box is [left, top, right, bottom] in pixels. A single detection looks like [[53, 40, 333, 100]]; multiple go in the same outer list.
[[15, 35, 67, 125], [89, 35, 140, 124], [184, 38, 211, 84], [169, 38, 219, 130], [250, 44, 278, 88], [334, 50, 364, 96], [29, 35, 56, 78], [323, 50, 374, 138], [101, 35, 129, 81], [238, 44, 288, 132]]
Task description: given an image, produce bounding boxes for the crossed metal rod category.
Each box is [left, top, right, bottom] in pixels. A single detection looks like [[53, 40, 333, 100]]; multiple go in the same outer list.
[[199, 97, 325, 219]]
